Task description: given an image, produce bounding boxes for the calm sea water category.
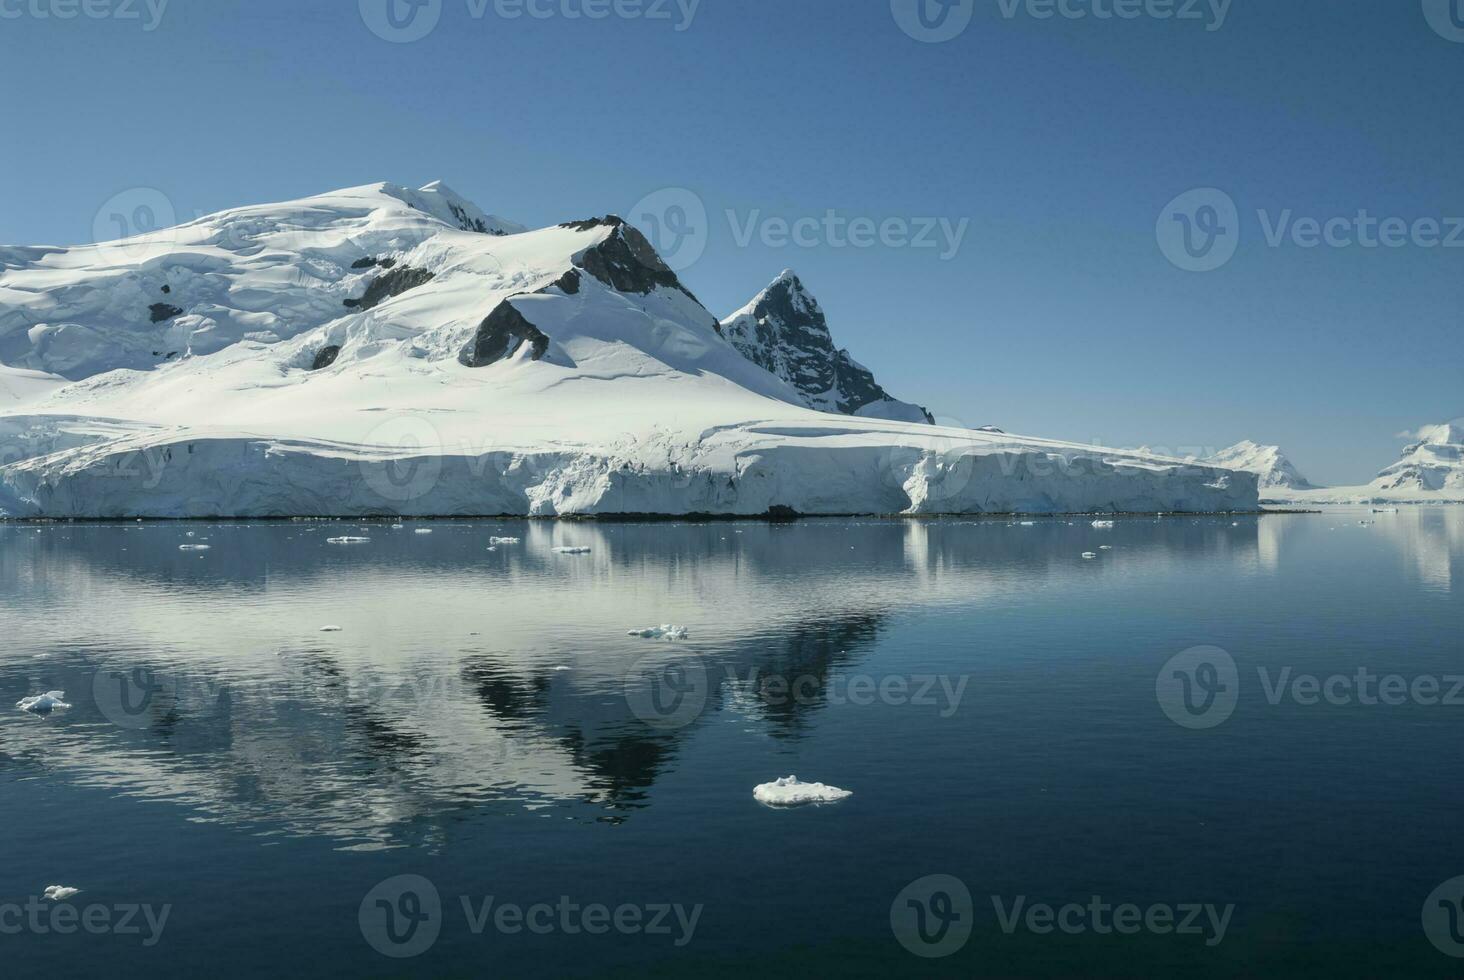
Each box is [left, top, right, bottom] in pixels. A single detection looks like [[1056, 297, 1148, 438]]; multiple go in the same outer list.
[[2, 510, 1462, 978]]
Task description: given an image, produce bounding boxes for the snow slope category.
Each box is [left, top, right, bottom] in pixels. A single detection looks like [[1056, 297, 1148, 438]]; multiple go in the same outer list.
[[1202, 441, 1315, 491], [721, 271, 933, 424], [0, 182, 1256, 518], [1271, 420, 1464, 505]]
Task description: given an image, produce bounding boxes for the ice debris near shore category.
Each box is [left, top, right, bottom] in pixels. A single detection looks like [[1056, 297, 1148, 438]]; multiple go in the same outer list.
[[553, 546, 592, 555], [17, 691, 70, 713], [753, 775, 852, 807], [327, 536, 370, 545], [43, 886, 80, 902], [627, 625, 689, 640]]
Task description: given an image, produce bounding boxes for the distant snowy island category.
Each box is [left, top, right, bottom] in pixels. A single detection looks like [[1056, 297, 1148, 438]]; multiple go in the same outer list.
[[0, 181, 1259, 519]]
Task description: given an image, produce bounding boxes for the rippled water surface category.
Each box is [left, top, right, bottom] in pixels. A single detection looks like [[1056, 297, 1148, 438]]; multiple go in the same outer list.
[[2, 511, 1462, 977]]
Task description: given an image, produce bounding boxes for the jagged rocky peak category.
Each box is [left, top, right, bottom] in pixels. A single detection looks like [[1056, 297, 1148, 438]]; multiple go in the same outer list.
[[1373, 419, 1464, 492], [1203, 440, 1315, 490], [721, 270, 932, 424]]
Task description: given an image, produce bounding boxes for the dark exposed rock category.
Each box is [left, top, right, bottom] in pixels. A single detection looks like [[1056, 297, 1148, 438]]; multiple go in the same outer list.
[[149, 303, 183, 323], [311, 345, 341, 371], [160, 284, 171, 294], [343, 266, 434, 311], [448, 201, 507, 236], [350, 256, 397, 271], [546, 269, 581, 295], [723, 272, 933, 423], [458, 300, 550, 368], [766, 505, 800, 521]]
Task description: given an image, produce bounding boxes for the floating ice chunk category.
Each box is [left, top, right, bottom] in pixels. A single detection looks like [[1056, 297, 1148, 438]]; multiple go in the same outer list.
[[43, 886, 80, 902], [1372, 508, 1399, 514], [1091, 520, 1115, 528], [486, 546, 497, 552], [391, 523, 404, 529], [1081, 552, 1098, 559], [319, 625, 343, 632], [17, 691, 70, 713], [753, 776, 852, 807], [490, 536, 521, 545], [1019, 521, 1036, 526], [553, 666, 572, 671], [1099, 545, 1113, 550], [179, 544, 211, 551], [553, 546, 592, 555], [327, 536, 370, 544], [414, 528, 433, 535], [627, 625, 690, 640]]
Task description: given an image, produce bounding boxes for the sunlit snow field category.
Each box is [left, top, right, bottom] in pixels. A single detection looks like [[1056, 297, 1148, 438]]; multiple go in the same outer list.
[[2, 509, 1462, 978]]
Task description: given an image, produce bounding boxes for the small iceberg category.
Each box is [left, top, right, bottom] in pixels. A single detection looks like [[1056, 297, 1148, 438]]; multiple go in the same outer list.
[[17, 691, 70, 713], [43, 886, 80, 902], [414, 528, 433, 535], [1081, 552, 1098, 559], [179, 544, 211, 551], [489, 536, 521, 545], [319, 625, 343, 633], [627, 625, 689, 640], [1019, 521, 1036, 526], [553, 546, 592, 555], [1099, 545, 1113, 551], [753, 776, 852, 807], [1091, 520, 1115, 529], [327, 536, 370, 545]]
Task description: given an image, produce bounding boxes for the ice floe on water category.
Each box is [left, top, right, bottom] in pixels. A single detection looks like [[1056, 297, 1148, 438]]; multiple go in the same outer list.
[[179, 544, 211, 551], [414, 528, 433, 534], [753, 776, 852, 807], [553, 546, 592, 555], [627, 625, 690, 640], [490, 537, 521, 545], [327, 536, 370, 545], [1081, 552, 1098, 559], [43, 886, 80, 902], [1091, 520, 1115, 528], [17, 691, 70, 713], [319, 626, 343, 632]]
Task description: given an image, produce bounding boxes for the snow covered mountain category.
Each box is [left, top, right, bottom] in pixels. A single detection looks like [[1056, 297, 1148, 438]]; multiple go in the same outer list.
[[1261, 419, 1464, 505], [1202, 441, 1315, 490], [721, 271, 933, 424], [0, 181, 1255, 518], [1372, 421, 1464, 494]]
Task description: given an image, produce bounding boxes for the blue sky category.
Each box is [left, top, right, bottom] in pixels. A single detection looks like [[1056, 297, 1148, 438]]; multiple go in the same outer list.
[[1, 0, 1460, 485]]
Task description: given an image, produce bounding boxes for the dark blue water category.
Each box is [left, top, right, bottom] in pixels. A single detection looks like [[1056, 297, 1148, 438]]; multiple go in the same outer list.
[[2, 510, 1462, 978]]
